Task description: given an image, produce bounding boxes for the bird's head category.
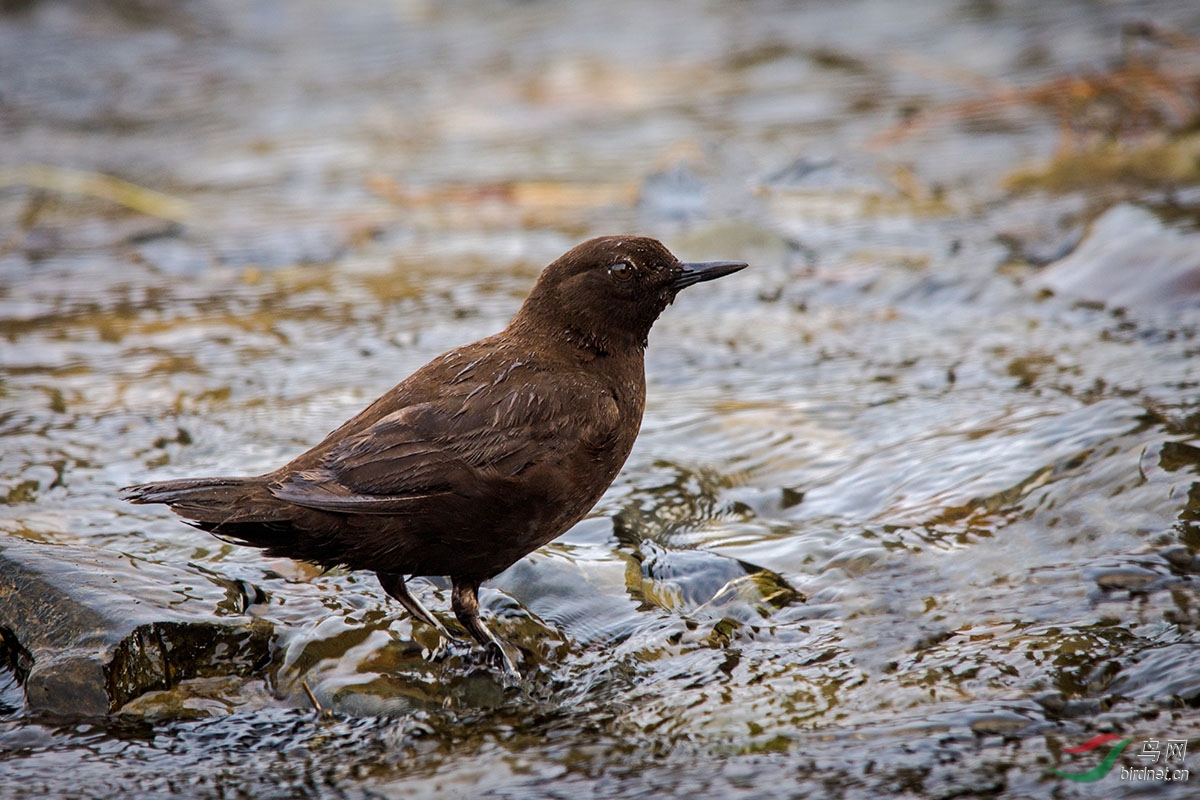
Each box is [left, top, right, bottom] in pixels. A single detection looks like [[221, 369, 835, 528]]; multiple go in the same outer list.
[[510, 236, 746, 354]]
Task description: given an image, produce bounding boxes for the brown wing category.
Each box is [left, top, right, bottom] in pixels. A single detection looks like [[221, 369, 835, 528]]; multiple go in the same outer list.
[[269, 366, 620, 515]]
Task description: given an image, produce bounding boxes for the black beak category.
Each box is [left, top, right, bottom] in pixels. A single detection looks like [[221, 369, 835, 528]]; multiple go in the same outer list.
[[672, 260, 748, 290]]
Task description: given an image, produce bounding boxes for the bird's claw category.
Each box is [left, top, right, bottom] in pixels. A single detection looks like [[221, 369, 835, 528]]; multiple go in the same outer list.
[[484, 640, 520, 679]]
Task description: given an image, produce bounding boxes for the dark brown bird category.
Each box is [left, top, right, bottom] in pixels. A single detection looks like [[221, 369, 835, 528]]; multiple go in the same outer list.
[[122, 236, 746, 672]]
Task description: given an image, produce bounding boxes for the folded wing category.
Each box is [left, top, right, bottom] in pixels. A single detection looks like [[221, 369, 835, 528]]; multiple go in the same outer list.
[[270, 377, 620, 514]]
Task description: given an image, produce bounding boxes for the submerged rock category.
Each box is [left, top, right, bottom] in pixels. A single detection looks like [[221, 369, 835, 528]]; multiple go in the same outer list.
[[1033, 203, 1200, 309], [0, 539, 272, 717]]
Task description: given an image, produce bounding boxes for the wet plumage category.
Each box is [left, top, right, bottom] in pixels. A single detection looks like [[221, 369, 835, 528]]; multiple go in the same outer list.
[[122, 236, 746, 671]]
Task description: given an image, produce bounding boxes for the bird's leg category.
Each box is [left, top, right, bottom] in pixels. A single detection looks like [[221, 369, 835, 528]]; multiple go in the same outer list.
[[451, 579, 518, 676], [377, 572, 454, 641]]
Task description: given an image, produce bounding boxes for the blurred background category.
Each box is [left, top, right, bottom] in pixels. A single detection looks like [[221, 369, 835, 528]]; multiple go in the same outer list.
[[2, 1, 1200, 798]]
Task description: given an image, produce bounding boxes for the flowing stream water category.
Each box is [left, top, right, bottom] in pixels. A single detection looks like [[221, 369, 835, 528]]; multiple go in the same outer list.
[[2, 1, 1199, 797]]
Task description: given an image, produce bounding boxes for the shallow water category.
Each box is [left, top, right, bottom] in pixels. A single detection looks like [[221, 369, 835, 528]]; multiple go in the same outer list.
[[3, 0, 1200, 797]]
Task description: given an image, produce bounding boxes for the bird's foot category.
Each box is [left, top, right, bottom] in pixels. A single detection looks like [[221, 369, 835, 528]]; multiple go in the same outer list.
[[483, 639, 520, 680], [378, 573, 457, 642], [450, 579, 520, 680]]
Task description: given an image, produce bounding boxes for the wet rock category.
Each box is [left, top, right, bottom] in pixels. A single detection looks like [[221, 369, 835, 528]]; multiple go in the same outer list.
[[497, 552, 637, 646], [1158, 545, 1200, 573], [1089, 563, 1163, 592], [1032, 203, 1200, 309], [1032, 691, 1111, 718], [967, 710, 1034, 736], [1156, 440, 1200, 474], [994, 211, 1085, 267], [0, 539, 272, 716], [911, 627, 955, 652], [619, 540, 803, 623], [779, 487, 806, 509], [1109, 643, 1200, 704]]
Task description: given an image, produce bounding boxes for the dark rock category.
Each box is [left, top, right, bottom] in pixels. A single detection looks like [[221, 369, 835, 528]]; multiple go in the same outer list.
[[0, 539, 272, 716]]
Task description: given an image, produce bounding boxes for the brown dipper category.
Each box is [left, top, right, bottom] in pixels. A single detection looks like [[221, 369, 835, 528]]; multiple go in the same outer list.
[[122, 236, 746, 672]]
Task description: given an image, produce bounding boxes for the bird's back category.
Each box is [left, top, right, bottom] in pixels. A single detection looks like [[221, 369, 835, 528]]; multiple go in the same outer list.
[[126, 328, 647, 582]]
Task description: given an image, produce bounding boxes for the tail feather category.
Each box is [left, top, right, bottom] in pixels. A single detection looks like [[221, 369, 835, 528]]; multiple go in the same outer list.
[[120, 475, 349, 565], [120, 476, 279, 525]]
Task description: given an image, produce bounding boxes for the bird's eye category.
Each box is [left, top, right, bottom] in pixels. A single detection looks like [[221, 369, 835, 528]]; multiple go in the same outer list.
[[610, 261, 634, 281]]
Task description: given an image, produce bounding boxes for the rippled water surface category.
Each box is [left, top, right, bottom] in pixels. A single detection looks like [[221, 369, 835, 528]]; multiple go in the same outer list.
[[3, 1, 1200, 797]]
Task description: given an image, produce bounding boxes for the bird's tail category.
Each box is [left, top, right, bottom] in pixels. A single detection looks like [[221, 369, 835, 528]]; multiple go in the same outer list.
[[120, 476, 285, 527], [123, 475, 359, 567]]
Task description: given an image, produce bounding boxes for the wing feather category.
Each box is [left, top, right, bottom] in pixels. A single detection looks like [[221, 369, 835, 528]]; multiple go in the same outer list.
[[270, 358, 620, 515]]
